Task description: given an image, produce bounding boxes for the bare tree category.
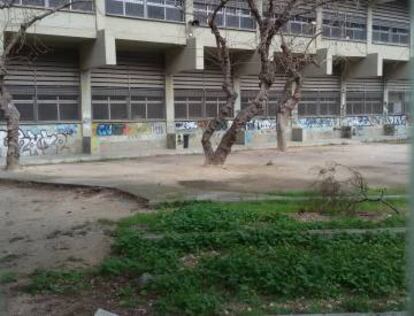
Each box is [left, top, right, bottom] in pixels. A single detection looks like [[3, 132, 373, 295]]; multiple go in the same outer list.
[[0, 1, 86, 170], [201, 0, 336, 164]]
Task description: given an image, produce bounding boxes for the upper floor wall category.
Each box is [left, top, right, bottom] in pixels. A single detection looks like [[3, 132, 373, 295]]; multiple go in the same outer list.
[[0, 0, 410, 62]]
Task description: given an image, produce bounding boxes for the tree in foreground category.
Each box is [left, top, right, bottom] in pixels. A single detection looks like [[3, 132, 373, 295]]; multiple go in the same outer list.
[[0, 1, 85, 170], [201, 0, 335, 165]]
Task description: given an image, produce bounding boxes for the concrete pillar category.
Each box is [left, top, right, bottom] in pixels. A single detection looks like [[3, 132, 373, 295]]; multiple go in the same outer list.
[[315, 6, 323, 49], [367, 5, 373, 50], [234, 76, 241, 114], [80, 69, 92, 154], [95, 0, 106, 30], [383, 81, 389, 115], [340, 76, 347, 119], [291, 82, 298, 126], [165, 74, 175, 134]]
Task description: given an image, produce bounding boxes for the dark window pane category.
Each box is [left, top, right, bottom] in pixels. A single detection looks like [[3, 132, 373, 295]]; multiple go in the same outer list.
[[38, 103, 58, 121], [22, 0, 45, 6], [188, 102, 202, 118], [175, 103, 187, 119], [49, 0, 67, 7], [93, 103, 109, 120], [110, 103, 128, 120], [205, 102, 217, 117], [15, 103, 34, 121], [106, 0, 123, 15], [166, 7, 182, 21], [148, 5, 165, 19], [226, 14, 239, 28], [60, 103, 79, 121], [131, 103, 146, 119], [126, 2, 144, 16], [147, 103, 164, 119], [72, 0, 93, 10], [241, 17, 254, 29]]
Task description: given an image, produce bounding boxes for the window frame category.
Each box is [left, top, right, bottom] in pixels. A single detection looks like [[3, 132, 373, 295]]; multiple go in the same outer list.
[[322, 11, 367, 42], [346, 90, 384, 116], [298, 90, 341, 117], [105, 0, 184, 22]]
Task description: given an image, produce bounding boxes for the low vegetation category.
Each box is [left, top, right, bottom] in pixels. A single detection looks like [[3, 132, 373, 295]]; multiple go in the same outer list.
[[23, 194, 408, 315]]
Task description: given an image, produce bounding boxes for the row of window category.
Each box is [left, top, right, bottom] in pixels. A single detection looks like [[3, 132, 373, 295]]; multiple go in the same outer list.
[[105, 0, 183, 21], [8, 95, 80, 122], [13, 0, 93, 11], [92, 95, 165, 120], [0, 90, 409, 122], [193, 1, 254, 30]]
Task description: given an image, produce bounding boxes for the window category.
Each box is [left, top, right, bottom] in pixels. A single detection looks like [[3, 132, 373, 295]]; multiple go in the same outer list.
[[241, 91, 280, 117], [322, 11, 366, 41], [346, 91, 383, 115], [92, 90, 165, 121], [281, 15, 315, 36], [388, 91, 410, 114], [3, 93, 80, 122], [174, 90, 230, 120], [193, 0, 255, 30], [15, 0, 93, 11], [105, 0, 183, 22], [372, 21, 410, 45], [298, 91, 340, 116]]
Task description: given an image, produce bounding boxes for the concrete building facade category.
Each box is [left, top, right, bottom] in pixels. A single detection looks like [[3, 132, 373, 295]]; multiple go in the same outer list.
[[0, 0, 411, 161]]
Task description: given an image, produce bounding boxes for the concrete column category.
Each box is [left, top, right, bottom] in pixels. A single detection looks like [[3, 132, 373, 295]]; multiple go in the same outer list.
[[234, 76, 241, 115], [383, 81, 389, 115], [165, 74, 175, 134], [185, 0, 194, 35], [95, 0, 106, 30], [340, 76, 347, 119], [366, 5, 373, 51], [80, 69, 92, 154], [291, 82, 298, 126], [315, 6, 323, 49]]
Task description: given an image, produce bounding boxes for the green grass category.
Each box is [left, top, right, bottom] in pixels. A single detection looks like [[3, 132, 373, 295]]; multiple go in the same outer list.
[[26, 198, 409, 315], [0, 271, 17, 284]]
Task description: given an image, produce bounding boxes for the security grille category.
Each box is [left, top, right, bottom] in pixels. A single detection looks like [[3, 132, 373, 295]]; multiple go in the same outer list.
[[16, 0, 93, 11], [346, 78, 384, 115], [241, 90, 281, 117], [388, 91, 410, 115], [106, 0, 184, 22], [174, 89, 230, 120], [298, 91, 340, 116], [3, 51, 81, 122], [193, 0, 255, 30], [92, 52, 165, 121], [322, 0, 367, 41], [372, 1, 409, 46]]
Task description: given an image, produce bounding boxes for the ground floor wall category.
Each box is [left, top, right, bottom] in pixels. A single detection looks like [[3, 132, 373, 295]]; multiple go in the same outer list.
[[0, 124, 82, 158]]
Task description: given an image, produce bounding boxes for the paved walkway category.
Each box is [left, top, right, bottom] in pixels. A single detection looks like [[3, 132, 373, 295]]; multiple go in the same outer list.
[[0, 143, 408, 204]]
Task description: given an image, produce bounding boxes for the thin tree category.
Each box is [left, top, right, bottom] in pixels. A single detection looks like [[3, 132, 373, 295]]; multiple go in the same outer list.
[[0, 0, 87, 170], [201, 0, 336, 164]]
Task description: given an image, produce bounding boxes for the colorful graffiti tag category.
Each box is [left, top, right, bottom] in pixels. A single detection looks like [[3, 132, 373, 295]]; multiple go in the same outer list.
[[298, 115, 408, 128], [94, 123, 165, 137], [0, 124, 80, 157]]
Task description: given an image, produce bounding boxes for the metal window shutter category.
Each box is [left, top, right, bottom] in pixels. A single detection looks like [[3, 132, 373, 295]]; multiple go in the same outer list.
[[173, 70, 224, 90], [387, 80, 413, 92], [5, 51, 80, 89], [323, 0, 368, 17], [347, 78, 384, 91], [91, 52, 165, 90], [240, 75, 287, 91], [302, 76, 341, 91], [372, 1, 409, 25]]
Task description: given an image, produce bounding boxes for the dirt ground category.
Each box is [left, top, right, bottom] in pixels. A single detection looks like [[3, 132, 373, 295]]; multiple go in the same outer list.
[[7, 143, 410, 202], [0, 182, 147, 316], [0, 143, 410, 315]]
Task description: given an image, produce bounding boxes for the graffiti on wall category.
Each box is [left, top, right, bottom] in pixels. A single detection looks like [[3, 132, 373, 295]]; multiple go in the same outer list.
[[0, 124, 79, 157], [298, 115, 408, 129], [94, 123, 165, 137], [246, 119, 277, 131]]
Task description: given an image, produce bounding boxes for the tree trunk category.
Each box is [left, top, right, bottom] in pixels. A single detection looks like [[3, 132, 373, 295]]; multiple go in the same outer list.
[[0, 89, 20, 170], [5, 102, 20, 170], [276, 111, 289, 152]]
